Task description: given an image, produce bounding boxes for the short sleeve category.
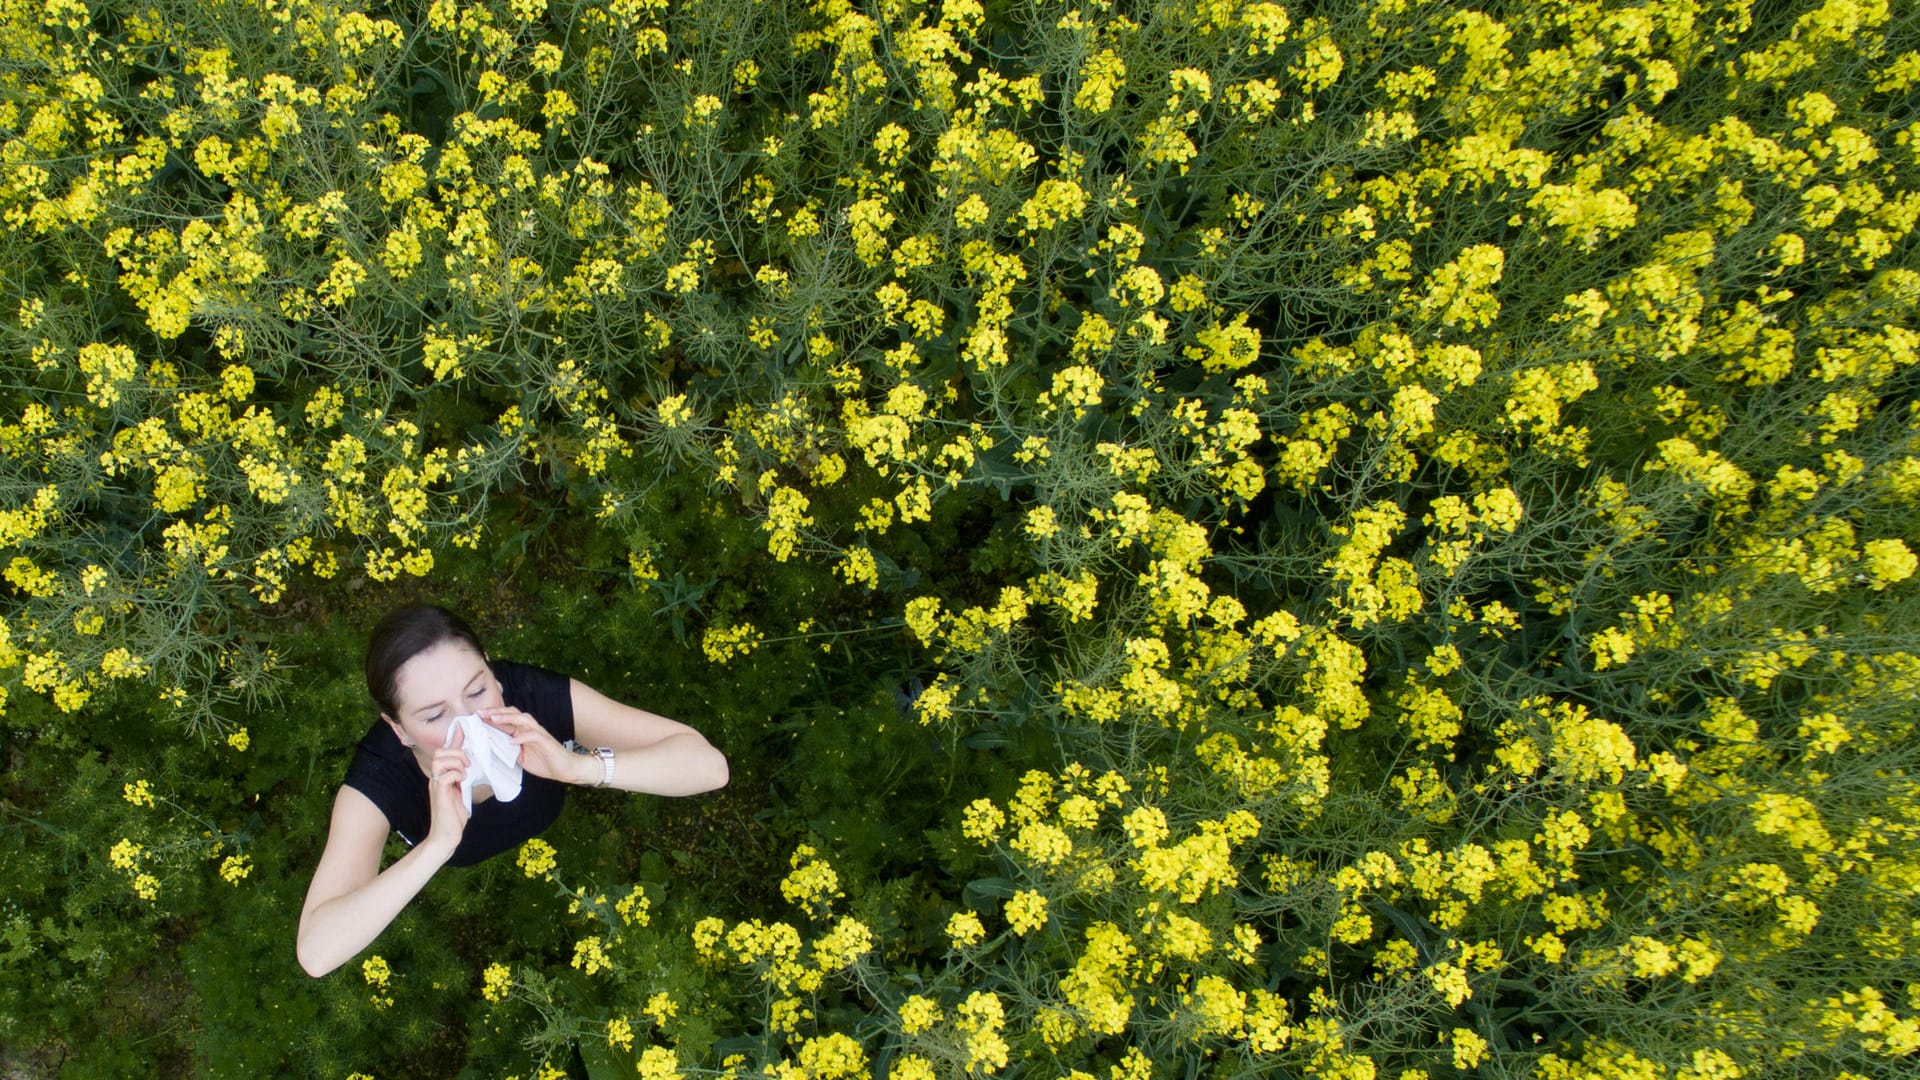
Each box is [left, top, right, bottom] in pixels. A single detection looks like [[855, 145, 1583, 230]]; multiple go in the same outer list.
[[492, 659, 575, 743], [341, 719, 429, 845]]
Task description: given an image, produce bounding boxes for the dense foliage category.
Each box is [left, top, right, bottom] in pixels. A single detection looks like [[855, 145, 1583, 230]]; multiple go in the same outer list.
[[3, 0, 1918, 1077]]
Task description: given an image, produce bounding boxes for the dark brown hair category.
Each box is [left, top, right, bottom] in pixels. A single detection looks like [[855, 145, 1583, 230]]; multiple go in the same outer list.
[[365, 602, 487, 718]]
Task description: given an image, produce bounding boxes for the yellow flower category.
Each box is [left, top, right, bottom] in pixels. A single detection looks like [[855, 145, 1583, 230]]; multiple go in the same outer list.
[[1010, 821, 1073, 866], [954, 991, 1008, 1072], [1288, 22, 1344, 90], [955, 193, 990, 230], [702, 623, 762, 664], [1017, 178, 1088, 234], [961, 798, 1005, 843], [1185, 975, 1246, 1038], [912, 676, 955, 724], [657, 394, 695, 428], [218, 363, 255, 402], [780, 845, 843, 918], [517, 837, 558, 879], [733, 59, 761, 93], [482, 962, 512, 1002], [1412, 245, 1505, 329], [1426, 960, 1470, 1006], [836, 546, 879, 590], [899, 994, 942, 1035], [227, 727, 250, 752], [1861, 538, 1916, 588], [891, 1055, 936, 1080], [317, 255, 366, 305], [571, 935, 612, 975], [946, 910, 986, 949], [1451, 1027, 1490, 1070], [1074, 49, 1125, 114], [811, 917, 875, 971], [1004, 890, 1048, 934], [637, 1046, 681, 1080], [218, 854, 251, 884], [75, 342, 138, 408], [542, 89, 578, 131], [795, 1032, 867, 1079], [123, 780, 156, 807], [1184, 313, 1262, 372], [616, 884, 651, 926], [761, 484, 813, 563]]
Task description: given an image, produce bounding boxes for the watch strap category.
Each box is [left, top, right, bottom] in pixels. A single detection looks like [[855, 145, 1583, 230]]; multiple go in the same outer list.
[[571, 741, 615, 788]]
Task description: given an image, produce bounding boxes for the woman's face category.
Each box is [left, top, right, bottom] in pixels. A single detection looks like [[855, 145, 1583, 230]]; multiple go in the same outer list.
[[380, 638, 504, 754]]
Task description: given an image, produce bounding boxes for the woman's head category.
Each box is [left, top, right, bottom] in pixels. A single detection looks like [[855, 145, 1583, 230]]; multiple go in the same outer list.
[[367, 603, 502, 746]]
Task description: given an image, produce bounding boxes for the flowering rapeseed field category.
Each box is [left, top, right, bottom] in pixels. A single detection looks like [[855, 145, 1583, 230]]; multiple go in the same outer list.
[[2, 0, 1917, 1076]]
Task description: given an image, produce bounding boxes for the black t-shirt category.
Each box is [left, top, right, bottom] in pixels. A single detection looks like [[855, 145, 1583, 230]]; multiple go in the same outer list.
[[343, 659, 576, 867]]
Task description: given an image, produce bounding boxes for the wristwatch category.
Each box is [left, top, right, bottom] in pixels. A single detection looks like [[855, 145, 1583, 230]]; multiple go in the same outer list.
[[573, 743, 615, 788]]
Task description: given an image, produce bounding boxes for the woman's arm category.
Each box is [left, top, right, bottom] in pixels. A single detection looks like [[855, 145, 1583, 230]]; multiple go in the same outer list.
[[295, 785, 455, 978], [473, 680, 728, 794], [568, 678, 730, 796]]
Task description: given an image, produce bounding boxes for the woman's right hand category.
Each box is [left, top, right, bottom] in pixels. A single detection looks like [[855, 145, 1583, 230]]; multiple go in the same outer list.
[[425, 725, 472, 854]]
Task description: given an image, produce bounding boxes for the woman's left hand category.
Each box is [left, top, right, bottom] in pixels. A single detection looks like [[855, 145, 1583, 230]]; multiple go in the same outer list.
[[482, 707, 593, 786]]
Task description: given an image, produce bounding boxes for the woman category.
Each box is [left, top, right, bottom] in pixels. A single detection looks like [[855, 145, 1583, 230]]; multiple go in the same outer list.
[[297, 602, 728, 978]]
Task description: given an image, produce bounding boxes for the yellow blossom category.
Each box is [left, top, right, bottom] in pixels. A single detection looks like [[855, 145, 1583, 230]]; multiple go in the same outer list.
[[517, 837, 557, 879], [946, 910, 986, 949], [637, 1046, 681, 1080], [482, 962, 512, 1002], [571, 935, 612, 975], [1005, 890, 1048, 934], [900, 994, 942, 1035]]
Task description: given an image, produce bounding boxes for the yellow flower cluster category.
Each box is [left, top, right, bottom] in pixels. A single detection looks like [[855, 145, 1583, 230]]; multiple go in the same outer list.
[[702, 622, 762, 664], [780, 844, 843, 919], [571, 935, 612, 976], [218, 854, 251, 885], [1003, 889, 1048, 935], [637, 1046, 681, 1080], [517, 837, 557, 879], [481, 962, 512, 1003], [362, 955, 393, 1009]]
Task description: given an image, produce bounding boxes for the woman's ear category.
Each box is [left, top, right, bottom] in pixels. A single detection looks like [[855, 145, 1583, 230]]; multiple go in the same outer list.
[[381, 713, 412, 747]]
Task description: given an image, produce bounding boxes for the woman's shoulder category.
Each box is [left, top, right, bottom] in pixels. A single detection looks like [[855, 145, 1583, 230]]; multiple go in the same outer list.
[[490, 656, 561, 677], [490, 658, 576, 739], [341, 719, 423, 836], [346, 715, 406, 763], [489, 657, 573, 699]]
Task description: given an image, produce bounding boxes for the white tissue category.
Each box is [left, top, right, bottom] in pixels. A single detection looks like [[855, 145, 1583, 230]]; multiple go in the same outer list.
[[444, 713, 524, 814]]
